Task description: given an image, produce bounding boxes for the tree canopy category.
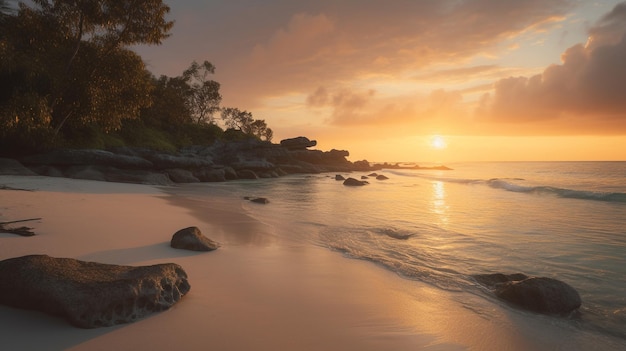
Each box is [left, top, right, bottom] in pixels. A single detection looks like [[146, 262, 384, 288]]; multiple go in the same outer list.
[[1, 0, 172, 151], [0, 0, 274, 155]]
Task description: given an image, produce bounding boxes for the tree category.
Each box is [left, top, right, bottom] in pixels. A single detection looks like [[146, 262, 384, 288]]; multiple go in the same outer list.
[[140, 75, 193, 130], [221, 107, 273, 141], [0, 0, 173, 147], [182, 61, 222, 124]]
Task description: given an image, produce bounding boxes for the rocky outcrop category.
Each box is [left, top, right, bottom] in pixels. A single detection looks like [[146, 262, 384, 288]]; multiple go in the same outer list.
[[0, 255, 190, 328], [3, 136, 451, 185], [473, 273, 581, 315], [21, 149, 153, 169], [171, 227, 219, 251], [280, 136, 317, 150]]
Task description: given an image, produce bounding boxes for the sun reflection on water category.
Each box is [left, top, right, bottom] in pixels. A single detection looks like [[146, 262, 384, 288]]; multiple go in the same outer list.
[[431, 181, 449, 226]]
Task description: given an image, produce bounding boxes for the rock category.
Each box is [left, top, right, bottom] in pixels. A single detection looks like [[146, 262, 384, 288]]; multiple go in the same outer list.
[[473, 273, 581, 315], [245, 197, 269, 204], [335, 174, 346, 181], [231, 159, 275, 171], [103, 168, 173, 186], [171, 227, 219, 251], [473, 273, 528, 287], [194, 168, 226, 182], [352, 160, 371, 171], [166, 169, 200, 183], [0, 255, 190, 328], [0, 158, 37, 175], [280, 136, 317, 150], [64, 165, 107, 181], [368, 173, 378, 177], [361, 176, 369, 179], [376, 175, 389, 180], [223, 167, 238, 180], [343, 177, 368, 186], [21, 149, 153, 169], [144, 153, 213, 170], [326, 149, 349, 159], [237, 169, 259, 180]]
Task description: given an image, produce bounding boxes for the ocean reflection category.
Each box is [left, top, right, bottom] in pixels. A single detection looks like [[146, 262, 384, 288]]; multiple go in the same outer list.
[[431, 181, 449, 225]]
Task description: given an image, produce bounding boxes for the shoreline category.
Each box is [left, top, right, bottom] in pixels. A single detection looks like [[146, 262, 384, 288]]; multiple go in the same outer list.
[[1, 175, 622, 350], [0, 175, 465, 350]]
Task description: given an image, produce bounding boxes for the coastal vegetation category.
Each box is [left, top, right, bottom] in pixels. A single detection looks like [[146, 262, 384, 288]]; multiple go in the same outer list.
[[0, 0, 272, 157]]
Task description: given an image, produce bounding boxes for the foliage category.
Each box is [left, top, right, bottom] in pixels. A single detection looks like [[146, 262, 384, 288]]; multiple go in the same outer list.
[[140, 75, 192, 130], [0, 0, 172, 152], [182, 61, 222, 124], [221, 107, 273, 141], [0, 1, 275, 155]]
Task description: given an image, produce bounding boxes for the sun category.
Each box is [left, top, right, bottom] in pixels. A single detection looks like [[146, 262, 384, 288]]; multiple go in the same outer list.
[[430, 135, 447, 149]]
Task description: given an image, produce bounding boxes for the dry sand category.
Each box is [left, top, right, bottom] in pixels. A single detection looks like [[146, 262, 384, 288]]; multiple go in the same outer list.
[[0, 175, 586, 351]]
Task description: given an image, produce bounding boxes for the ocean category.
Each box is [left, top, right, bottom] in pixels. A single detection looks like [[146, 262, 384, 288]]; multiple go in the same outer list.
[[170, 161, 626, 348]]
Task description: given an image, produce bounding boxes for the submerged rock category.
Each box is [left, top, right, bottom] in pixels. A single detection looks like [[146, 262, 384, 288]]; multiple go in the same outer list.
[[171, 226, 219, 251], [376, 175, 389, 180], [343, 177, 368, 186], [473, 273, 581, 315], [245, 197, 270, 204], [335, 174, 346, 181], [0, 255, 190, 328]]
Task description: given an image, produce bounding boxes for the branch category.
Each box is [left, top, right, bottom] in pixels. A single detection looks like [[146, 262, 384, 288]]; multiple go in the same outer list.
[[0, 218, 40, 237], [0, 218, 42, 225]]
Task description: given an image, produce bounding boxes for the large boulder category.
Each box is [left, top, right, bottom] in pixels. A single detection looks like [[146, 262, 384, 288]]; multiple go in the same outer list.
[[280, 136, 317, 150], [473, 273, 581, 315], [237, 169, 259, 180], [194, 167, 226, 182], [171, 227, 219, 251], [103, 168, 173, 185], [0, 255, 190, 328], [144, 153, 213, 170], [166, 169, 201, 183]]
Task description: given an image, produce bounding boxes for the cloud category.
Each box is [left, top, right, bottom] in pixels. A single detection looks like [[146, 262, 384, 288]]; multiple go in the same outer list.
[[208, 0, 573, 106], [478, 2, 626, 133]]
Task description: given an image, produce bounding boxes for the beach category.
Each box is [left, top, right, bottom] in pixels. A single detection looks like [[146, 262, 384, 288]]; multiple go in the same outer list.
[[1, 174, 624, 350]]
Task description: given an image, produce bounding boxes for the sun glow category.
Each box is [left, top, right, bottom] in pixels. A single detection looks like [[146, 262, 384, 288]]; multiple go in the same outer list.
[[430, 135, 447, 150]]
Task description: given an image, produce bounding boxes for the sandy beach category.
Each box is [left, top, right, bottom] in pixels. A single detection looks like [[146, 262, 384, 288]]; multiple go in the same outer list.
[[1, 175, 615, 351]]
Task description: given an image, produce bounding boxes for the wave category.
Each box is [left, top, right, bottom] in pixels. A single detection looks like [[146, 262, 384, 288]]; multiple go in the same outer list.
[[486, 179, 626, 203], [318, 225, 470, 292], [387, 170, 626, 203]]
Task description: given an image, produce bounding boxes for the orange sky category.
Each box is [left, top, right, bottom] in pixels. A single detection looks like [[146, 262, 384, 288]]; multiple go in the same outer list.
[[136, 0, 626, 162]]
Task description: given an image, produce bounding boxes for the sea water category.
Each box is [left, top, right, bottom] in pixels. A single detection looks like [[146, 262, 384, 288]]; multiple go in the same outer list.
[[172, 161, 626, 347]]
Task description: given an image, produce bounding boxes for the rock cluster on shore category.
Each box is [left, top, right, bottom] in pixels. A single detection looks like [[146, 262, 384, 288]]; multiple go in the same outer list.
[[0, 136, 450, 185], [0, 226, 221, 328]]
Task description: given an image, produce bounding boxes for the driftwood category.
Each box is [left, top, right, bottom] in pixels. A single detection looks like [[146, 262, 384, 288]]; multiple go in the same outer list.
[[0, 218, 41, 237], [0, 185, 34, 191]]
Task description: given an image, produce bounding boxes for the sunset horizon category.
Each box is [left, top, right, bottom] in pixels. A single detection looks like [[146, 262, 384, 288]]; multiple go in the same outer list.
[[135, 0, 626, 163]]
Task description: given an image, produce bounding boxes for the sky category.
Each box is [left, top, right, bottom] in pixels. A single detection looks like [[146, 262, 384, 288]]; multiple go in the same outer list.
[[135, 0, 626, 162]]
